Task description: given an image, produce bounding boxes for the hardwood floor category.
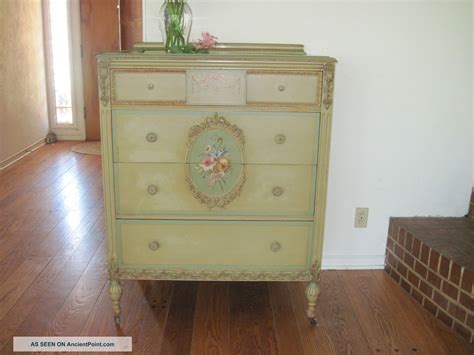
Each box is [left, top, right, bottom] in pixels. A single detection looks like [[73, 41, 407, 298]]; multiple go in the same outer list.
[[0, 142, 471, 354]]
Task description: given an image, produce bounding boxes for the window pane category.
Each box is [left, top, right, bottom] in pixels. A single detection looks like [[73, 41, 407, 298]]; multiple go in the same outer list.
[[49, 0, 73, 125], [56, 107, 73, 124]]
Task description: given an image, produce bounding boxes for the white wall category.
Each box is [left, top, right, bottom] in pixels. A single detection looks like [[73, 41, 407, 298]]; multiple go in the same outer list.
[[0, 0, 49, 165], [143, 0, 473, 269]]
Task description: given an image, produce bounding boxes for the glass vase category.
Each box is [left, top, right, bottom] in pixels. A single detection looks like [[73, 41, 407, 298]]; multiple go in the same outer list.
[[158, 0, 193, 53]]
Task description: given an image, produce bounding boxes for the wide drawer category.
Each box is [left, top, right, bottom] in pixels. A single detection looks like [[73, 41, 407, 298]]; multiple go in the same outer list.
[[115, 163, 316, 216], [247, 71, 322, 106], [112, 70, 186, 104], [117, 221, 312, 267], [112, 110, 320, 165]]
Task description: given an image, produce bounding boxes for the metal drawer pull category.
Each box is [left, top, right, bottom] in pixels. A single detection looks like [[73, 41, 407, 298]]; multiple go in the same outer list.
[[147, 184, 158, 195], [149, 241, 160, 251], [148, 83, 155, 90], [272, 186, 284, 197], [146, 132, 157, 142], [278, 85, 286, 92], [274, 134, 286, 144], [270, 242, 281, 252]]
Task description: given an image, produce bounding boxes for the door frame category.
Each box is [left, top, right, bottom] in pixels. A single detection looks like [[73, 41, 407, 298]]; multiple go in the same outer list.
[[43, 0, 85, 140]]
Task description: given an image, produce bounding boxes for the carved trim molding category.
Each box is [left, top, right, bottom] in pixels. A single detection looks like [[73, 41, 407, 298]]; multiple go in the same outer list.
[[108, 257, 119, 280], [310, 260, 322, 282], [186, 113, 246, 146], [246, 69, 320, 76], [119, 268, 312, 282], [98, 60, 110, 106], [322, 63, 335, 110]]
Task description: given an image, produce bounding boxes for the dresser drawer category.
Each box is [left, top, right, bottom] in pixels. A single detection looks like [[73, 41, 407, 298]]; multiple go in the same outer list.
[[112, 70, 186, 104], [247, 71, 321, 106], [117, 221, 312, 267], [115, 163, 316, 216], [187, 69, 246, 105], [113, 110, 319, 165]]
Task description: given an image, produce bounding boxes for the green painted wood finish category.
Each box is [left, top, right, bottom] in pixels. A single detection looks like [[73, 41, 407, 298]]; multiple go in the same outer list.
[[98, 43, 335, 296], [114, 163, 317, 216], [112, 109, 320, 165], [116, 220, 314, 270]]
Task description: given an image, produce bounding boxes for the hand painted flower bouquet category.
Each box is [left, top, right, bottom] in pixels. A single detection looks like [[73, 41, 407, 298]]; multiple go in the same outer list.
[[195, 136, 232, 192]]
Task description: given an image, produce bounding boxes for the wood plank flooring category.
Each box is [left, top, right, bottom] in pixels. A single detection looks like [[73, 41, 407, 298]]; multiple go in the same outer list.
[[0, 142, 471, 354]]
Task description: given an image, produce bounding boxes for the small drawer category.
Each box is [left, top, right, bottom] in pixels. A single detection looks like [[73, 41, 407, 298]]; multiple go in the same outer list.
[[111, 70, 186, 104], [247, 71, 321, 106], [112, 110, 319, 165], [115, 163, 316, 217], [117, 220, 312, 267]]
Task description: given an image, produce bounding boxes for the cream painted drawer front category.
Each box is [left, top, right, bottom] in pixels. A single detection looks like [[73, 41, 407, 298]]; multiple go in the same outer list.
[[113, 110, 319, 165], [187, 69, 246, 105], [115, 163, 316, 216], [112, 70, 186, 103], [247, 72, 321, 105], [118, 221, 312, 267]]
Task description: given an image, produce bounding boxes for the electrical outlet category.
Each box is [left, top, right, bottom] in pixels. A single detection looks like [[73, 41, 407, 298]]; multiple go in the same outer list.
[[354, 207, 369, 228]]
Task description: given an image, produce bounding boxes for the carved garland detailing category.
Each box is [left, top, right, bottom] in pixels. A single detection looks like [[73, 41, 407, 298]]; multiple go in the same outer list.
[[98, 60, 110, 106], [108, 257, 119, 280], [119, 268, 312, 282], [186, 112, 246, 145], [310, 260, 322, 282], [185, 113, 247, 209], [322, 63, 335, 110]]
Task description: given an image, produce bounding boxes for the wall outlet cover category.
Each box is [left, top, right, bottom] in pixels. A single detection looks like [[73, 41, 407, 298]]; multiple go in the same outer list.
[[355, 207, 369, 228]]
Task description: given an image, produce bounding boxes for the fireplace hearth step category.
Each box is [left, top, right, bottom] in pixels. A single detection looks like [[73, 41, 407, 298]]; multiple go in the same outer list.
[[385, 217, 473, 344]]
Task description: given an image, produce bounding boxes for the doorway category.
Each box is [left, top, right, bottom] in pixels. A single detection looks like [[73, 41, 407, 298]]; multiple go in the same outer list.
[[43, 0, 85, 140]]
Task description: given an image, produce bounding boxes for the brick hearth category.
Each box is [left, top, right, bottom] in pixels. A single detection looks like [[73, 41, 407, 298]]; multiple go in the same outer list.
[[385, 217, 473, 344]]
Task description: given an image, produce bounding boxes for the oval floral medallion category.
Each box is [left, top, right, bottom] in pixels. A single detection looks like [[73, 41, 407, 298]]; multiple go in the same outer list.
[[185, 113, 246, 208]]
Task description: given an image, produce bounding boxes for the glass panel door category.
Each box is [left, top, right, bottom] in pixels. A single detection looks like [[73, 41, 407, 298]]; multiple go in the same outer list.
[[48, 0, 73, 125], [43, 0, 85, 139]]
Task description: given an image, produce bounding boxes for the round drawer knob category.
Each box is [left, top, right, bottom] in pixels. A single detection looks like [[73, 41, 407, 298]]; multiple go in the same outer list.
[[274, 134, 286, 144], [146, 132, 157, 143], [278, 85, 286, 92], [149, 241, 160, 251], [270, 242, 281, 252], [272, 186, 284, 197], [147, 184, 158, 195], [148, 83, 155, 90]]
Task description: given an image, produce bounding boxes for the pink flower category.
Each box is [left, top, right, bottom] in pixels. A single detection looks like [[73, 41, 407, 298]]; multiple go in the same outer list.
[[193, 32, 218, 50], [199, 156, 216, 171]]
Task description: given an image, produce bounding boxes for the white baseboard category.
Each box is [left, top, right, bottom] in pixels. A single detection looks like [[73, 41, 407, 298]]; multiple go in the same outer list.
[[55, 134, 85, 141], [0, 139, 45, 171], [322, 254, 385, 270]]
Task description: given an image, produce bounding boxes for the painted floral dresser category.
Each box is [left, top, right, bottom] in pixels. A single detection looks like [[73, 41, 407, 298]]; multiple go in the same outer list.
[[97, 43, 336, 325]]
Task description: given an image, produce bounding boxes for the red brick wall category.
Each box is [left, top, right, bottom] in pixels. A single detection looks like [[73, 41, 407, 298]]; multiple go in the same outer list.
[[385, 219, 473, 343]]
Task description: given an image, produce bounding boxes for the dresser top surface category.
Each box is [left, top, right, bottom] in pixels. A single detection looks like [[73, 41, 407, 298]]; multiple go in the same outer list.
[[97, 42, 337, 65]]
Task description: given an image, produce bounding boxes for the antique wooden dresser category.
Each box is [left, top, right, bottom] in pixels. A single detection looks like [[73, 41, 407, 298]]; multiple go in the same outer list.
[[97, 43, 336, 325]]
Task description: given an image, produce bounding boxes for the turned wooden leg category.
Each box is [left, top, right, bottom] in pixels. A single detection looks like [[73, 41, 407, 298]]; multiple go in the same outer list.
[[109, 279, 122, 325], [305, 281, 320, 325]]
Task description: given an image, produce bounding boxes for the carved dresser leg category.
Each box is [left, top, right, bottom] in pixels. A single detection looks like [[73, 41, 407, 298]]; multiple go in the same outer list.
[[109, 280, 122, 325], [305, 281, 320, 325], [306, 261, 322, 325], [108, 258, 121, 325]]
